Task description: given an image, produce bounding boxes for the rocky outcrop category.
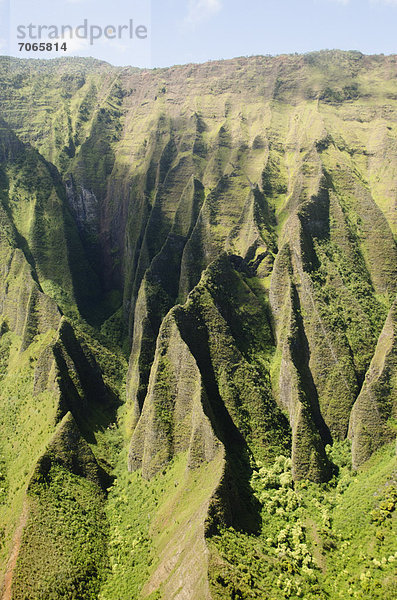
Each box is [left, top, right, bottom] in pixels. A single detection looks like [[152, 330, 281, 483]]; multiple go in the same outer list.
[[128, 309, 223, 479], [65, 176, 99, 235], [125, 177, 205, 429]]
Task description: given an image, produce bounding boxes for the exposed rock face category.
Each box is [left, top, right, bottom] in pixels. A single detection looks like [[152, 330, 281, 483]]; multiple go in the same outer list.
[[0, 51, 396, 599], [128, 310, 223, 479], [65, 176, 99, 235]]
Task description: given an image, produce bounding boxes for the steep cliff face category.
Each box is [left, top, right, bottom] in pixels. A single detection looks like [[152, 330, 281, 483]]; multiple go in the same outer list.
[[349, 300, 397, 468], [0, 52, 396, 599]]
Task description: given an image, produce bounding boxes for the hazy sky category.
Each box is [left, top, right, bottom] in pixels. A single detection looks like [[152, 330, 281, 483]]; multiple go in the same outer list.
[[0, 0, 396, 67]]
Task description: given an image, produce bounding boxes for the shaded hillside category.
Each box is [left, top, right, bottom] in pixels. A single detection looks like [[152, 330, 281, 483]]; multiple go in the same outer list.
[[0, 51, 396, 600]]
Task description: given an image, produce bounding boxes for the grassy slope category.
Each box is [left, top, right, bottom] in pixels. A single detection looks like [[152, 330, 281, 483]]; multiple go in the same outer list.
[[0, 114, 128, 597]]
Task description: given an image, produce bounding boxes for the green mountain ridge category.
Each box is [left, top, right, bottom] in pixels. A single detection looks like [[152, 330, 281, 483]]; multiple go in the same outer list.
[[0, 50, 396, 599]]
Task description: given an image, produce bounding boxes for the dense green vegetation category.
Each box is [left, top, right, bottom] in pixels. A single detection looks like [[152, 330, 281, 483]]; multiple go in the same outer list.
[[209, 443, 396, 600], [13, 462, 108, 600], [0, 51, 396, 599]]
